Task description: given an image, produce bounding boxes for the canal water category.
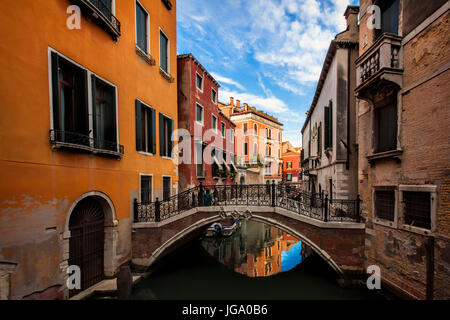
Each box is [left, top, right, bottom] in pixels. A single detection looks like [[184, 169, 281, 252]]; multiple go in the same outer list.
[[130, 220, 385, 300]]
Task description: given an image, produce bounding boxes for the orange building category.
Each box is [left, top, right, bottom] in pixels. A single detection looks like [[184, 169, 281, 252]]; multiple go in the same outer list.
[[236, 226, 298, 278], [281, 142, 302, 184], [0, 0, 178, 299], [219, 97, 283, 184]]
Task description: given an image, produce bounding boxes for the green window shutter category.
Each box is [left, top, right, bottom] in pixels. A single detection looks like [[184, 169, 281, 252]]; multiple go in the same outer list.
[[324, 106, 330, 149], [135, 100, 143, 151], [77, 69, 89, 137], [329, 100, 333, 149], [91, 75, 98, 147], [151, 108, 156, 154], [109, 87, 117, 145], [168, 119, 173, 158], [159, 113, 164, 156], [51, 52, 60, 131]]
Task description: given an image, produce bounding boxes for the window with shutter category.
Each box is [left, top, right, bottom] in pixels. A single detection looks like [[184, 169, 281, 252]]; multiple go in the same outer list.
[[136, 2, 148, 53], [159, 113, 173, 158], [135, 100, 156, 154], [324, 100, 333, 149], [375, 95, 397, 153], [51, 53, 89, 146], [317, 122, 322, 157], [92, 76, 117, 151], [159, 30, 169, 73], [140, 175, 152, 203], [162, 177, 171, 200]]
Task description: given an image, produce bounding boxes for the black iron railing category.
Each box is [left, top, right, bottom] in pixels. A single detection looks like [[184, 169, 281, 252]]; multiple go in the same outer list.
[[88, 0, 121, 33], [50, 129, 124, 157], [71, 0, 121, 39], [134, 182, 361, 223]]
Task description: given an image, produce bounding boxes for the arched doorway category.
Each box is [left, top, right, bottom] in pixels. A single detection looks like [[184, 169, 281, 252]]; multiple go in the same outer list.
[[69, 197, 105, 295]]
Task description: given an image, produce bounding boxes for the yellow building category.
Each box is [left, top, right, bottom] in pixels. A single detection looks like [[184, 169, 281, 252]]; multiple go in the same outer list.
[[0, 0, 178, 299], [219, 97, 283, 184]]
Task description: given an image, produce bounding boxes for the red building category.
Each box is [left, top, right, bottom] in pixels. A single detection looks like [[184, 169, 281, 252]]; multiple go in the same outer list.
[[177, 54, 237, 191], [282, 142, 302, 183]]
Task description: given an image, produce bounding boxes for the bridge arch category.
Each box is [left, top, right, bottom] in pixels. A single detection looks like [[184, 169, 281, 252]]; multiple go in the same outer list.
[[137, 211, 344, 276]]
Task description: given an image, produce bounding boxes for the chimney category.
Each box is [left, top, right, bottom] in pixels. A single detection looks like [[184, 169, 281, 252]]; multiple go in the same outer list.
[[344, 5, 359, 33], [236, 100, 241, 108], [243, 103, 248, 111], [230, 97, 234, 106]]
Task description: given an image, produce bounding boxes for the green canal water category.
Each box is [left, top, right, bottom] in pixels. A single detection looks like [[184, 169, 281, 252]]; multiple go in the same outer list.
[[128, 220, 386, 300]]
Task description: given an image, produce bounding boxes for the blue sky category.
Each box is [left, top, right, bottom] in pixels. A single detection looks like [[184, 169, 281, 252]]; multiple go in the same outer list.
[[177, 0, 359, 147]]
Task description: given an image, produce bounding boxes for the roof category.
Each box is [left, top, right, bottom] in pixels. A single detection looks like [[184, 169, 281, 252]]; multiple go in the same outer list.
[[177, 53, 221, 88], [219, 102, 283, 126], [301, 5, 359, 133], [282, 151, 301, 157]]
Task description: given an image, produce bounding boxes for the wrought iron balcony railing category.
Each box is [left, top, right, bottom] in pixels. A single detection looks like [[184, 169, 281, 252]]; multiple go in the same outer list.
[[70, 0, 121, 40], [50, 130, 124, 158], [355, 33, 403, 93], [134, 182, 361, 224]]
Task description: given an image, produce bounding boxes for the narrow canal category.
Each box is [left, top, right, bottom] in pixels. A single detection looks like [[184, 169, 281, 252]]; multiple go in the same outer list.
[[129, 220, 386, 300]]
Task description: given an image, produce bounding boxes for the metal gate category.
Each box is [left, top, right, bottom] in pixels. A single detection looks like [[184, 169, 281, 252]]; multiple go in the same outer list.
[[69, 197, 105, 296]]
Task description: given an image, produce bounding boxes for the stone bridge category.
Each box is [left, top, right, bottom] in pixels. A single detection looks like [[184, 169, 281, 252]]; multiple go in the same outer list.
[[132, 205, 366, 276]]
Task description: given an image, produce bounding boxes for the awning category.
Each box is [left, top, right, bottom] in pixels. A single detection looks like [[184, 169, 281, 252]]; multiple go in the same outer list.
[[213, 156, 221, 166], [230, 162, 237, 172], [223, 160, 230, 171], [247, 167, 260, 174]]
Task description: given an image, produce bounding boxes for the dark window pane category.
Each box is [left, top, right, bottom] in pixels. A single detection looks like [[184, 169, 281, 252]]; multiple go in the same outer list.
[[404, 191, 431, 229], [163, 177, 171, 200], [160, 31, 168, 72], [381, 0, 399, 35], [196, 74, 202, 89], [93, 77, 116, 151], [140, 176, 151, 203], [212, 89, 216, 102], [52, 54, 89, 146], [196, 104, 202, 122], [136, 3, 147, 52], [375, 101, 397, 153], [375, 190, 395, 221]]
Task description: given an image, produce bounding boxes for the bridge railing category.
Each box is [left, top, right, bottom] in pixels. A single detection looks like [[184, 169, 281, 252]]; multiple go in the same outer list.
[[133, 182, 361, 224]]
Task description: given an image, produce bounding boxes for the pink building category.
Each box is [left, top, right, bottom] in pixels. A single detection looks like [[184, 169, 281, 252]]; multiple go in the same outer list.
[[177, 54, 237, 191]]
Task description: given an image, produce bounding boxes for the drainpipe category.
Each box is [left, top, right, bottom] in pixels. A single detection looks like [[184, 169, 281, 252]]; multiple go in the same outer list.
[[346, 47, 351, 170]]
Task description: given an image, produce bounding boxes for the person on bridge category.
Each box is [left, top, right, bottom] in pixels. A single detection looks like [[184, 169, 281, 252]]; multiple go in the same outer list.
[[203, 189, 212, 206]]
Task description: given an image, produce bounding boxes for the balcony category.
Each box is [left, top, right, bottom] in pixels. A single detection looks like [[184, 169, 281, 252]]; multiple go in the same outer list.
[[70, 0, 121, 40], [50, 130, 124, 159], [355, 33, 403, 100]]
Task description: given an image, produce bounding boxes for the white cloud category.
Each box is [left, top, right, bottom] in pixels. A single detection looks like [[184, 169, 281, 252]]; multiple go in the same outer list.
[[219, 89, 289, 114], [210, 73, 245, 90]]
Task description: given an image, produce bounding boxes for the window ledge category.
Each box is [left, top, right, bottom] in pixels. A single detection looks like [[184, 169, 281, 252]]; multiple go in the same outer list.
[[136, 47, 155, 66], [159, 68, 175, 83], [373, 218, 397, 229], [51, 141, 123, 159], [400, 224, 433, 236], [138, 151, 155, 157], [367, 149, 403, 164]]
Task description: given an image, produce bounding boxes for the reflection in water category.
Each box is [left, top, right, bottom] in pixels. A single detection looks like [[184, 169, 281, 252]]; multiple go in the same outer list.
[[125, 218, 387, 300], [201, 220, 313, 277]]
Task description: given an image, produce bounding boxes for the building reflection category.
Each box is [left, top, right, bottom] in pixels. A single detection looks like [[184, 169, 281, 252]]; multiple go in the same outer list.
[[201, 220, 313, 277]]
